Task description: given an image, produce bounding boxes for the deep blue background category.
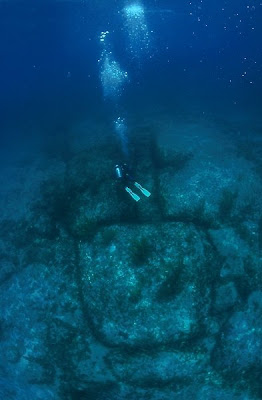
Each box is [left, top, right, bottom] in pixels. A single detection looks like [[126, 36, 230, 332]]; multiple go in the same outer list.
[[0, 0, 261, 155]]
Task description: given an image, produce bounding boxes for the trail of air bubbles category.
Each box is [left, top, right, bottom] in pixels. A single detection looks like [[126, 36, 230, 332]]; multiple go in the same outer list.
[[98, 31, 128, 99], [122, 2, 151, 61], [114, 117, 129, 158], [98, 2, 152, 159]]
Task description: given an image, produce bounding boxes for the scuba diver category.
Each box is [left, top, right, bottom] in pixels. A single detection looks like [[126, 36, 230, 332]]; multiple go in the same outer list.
[[115, 163, 151, 201]]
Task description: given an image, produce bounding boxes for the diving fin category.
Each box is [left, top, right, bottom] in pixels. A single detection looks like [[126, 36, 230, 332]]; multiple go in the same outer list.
[[134, 182, 151, 197], [125, 187, 140, 202]]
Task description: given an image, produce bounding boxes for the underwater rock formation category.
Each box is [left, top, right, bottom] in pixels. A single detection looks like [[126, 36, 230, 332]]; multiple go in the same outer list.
[[0, 118, 261, 399]]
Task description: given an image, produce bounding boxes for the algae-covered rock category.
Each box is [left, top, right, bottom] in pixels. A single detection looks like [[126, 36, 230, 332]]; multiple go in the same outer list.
[[108, 350, 207, 385], [212, 291, 262, 376], [159, 158, 261, 225], [0, 236, 82, 391], [79, 222, 215, 347], [156, 121, 262, 226], [208, 227, 260, 289], [214, 282, 238, 312]]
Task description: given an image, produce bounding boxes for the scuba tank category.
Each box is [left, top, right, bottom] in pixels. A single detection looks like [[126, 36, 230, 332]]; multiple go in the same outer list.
[[115, 164, 123, 179]]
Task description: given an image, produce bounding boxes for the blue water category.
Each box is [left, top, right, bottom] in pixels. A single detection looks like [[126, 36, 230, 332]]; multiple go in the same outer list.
[[1, 0, 261, 155], [0, 1, 262, 399]]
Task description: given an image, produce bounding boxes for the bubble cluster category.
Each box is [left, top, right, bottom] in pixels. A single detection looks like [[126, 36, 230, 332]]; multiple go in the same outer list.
[[123, 2, 151, 59], [99, 30, 109, 43], [114, 117, 129, 157], [100, 53, 128, 98], [99, 30, 128, 99], [124, 3, 144, 18]]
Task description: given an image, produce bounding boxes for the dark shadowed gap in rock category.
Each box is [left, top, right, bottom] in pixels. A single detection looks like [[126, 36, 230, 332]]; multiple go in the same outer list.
[[60, 382, 119, 400]]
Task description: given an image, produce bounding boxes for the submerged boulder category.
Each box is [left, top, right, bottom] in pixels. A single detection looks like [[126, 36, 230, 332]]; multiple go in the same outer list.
[[212, 291, 262, 377], [79, 222, 216, 347], [156, 120, 262, 227], [209, 227, 249, 277]]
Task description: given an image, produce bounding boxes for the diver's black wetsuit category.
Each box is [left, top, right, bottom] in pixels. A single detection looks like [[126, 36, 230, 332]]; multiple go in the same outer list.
[[115, 163, 135, 187], [114, 163, 151, 201]]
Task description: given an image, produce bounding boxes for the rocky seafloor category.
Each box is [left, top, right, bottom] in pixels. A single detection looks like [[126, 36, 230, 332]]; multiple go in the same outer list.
[[0, 114, 262, 400]]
